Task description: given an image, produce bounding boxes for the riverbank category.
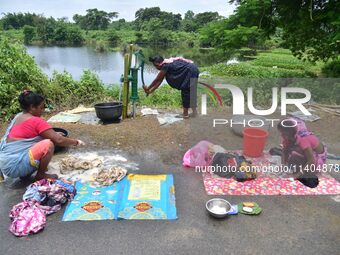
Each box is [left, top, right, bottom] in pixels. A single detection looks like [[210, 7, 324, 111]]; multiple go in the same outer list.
[[201, 48, 323, 78], [0, 37, 338, 122], [0, 28, 199, 52]]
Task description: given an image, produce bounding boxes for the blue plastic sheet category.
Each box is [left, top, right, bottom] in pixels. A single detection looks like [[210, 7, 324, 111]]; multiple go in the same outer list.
[[62, 174, 177, 221]]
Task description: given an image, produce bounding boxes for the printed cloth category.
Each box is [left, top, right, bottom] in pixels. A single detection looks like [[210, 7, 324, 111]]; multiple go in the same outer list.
[[9, 201, 47, 236], [9, 179, 76, 236], [0, 113, 44, 178], [23, 179, 76, 203], [203, 172, 340, 195], [160, 57, 193, 65], [283, 117, 327, 168], [161, 58, 199, 90], [202, 152, 340, 195]]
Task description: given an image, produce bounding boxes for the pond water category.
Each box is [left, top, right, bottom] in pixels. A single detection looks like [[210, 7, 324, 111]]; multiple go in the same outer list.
[[26, 45, 230, 86]]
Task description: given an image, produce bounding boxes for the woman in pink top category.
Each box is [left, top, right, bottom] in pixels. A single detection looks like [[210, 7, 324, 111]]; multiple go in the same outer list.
[[277, 118, 327, 188], [0, 91, 85, 181]]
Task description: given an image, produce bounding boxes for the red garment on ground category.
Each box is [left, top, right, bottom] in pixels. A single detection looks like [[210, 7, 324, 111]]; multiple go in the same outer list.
[[8, 116, 52, 139]]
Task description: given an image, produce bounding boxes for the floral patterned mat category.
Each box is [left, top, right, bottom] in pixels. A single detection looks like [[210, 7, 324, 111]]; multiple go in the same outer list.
[[202, 152, 340, 195]]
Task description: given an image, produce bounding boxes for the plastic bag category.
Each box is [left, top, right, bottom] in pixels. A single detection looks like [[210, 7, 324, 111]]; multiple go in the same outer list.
[[183, 141, 214, 167]]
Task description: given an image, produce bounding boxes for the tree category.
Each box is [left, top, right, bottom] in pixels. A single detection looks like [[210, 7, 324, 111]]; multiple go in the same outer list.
[[36, 18, 56, 44], [142, 18, 171, 44], [161, 13, 182, 30], [54, 23, 68, 44], [184, 10, 195, 20], [135, 7, 163, 30], [73, 9, 118, 30], [23, 25, 36, 45], [194, 12, 220, 28], [181, 11, 221, 32], [110, 19, 133, 30], [134, 7, 182, 31], [181, 11, 196, 32], [229, 0, 340, 61], [66, 26, 84, 46], [1, 12, 45, 30], [275, 0, 339, 61], [227, 0, 275, 36]]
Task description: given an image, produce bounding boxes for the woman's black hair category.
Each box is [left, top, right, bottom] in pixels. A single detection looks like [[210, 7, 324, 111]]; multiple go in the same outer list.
[[277, 119, 297, 141], [18, 90, 45, 111], [149, 55, 164, 64]]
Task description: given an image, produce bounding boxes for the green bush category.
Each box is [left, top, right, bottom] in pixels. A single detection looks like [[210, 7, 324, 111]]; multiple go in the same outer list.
[[49, 71, 77, 107], [107, 30, 120, 47], [0, 29, 24, 43], [77, 70, 105, 103], [95, 40, 109, 52], [0, 39, 108, 120], [66, 26, 84, 46], [23, 25, 36, 45], [0, 39, 50, 120], [50, 70, 105, 107], [321, 60, 340, 77]]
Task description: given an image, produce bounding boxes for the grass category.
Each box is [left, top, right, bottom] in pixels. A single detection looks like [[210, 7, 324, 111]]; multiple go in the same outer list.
[[201, 48, 322, 78], [105, 85, 182, 108], [199, 48, 340, 106]]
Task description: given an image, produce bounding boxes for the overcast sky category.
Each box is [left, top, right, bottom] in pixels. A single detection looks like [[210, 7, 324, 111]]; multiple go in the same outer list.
[[0, 0, 236, 21]]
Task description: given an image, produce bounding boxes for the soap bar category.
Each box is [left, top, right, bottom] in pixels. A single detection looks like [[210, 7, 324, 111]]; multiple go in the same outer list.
[[243, 206, 253, 213]]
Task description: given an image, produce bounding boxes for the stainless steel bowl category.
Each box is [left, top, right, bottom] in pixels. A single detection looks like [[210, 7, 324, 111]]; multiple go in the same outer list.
[[206, 198, 232, 218]]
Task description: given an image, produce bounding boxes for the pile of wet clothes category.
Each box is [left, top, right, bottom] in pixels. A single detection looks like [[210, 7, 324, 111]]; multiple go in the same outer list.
[[9, 179, 76, 236]]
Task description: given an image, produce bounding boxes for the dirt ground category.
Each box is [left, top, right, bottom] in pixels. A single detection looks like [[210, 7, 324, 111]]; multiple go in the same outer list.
[[1, 108, 339, 255], [1, 108, 339, 166]]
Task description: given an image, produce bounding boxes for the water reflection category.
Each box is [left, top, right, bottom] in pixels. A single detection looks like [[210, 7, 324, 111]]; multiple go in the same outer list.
[[26, 46, 229, 86]]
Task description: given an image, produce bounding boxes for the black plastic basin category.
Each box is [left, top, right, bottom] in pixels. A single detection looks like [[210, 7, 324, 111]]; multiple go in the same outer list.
[[94, 102, 123, 122], [53, 127, 68, 153]]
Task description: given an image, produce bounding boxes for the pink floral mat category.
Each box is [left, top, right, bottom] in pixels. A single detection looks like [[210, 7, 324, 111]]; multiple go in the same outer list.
[[202, 152, 340, 195]]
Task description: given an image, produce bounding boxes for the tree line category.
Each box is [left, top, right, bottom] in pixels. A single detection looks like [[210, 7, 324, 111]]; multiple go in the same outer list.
[[1, 2, 338, 61], [0, 8, 220, 46], [200, 0, 339, 62]]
